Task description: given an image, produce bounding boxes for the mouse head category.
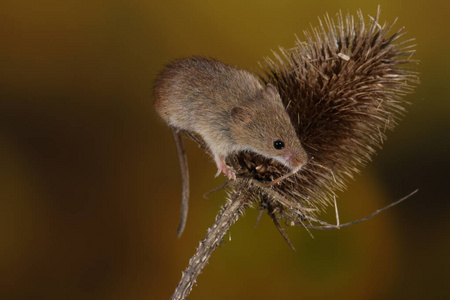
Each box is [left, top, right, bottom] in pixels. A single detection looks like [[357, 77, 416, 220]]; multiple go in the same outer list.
[[230, 84, 308, 171]]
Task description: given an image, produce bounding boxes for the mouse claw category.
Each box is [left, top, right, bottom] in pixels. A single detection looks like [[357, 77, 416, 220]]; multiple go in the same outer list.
[[214, 155, 236, 180], [215, 164, 236, 180], [223, 168, 236, 180]]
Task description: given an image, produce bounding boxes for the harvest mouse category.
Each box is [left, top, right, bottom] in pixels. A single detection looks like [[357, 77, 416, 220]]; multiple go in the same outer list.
[[154, 56, 308, 235]]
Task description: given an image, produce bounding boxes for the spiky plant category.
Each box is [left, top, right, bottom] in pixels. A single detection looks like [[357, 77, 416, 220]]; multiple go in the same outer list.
[[170, 8, 419, 300]]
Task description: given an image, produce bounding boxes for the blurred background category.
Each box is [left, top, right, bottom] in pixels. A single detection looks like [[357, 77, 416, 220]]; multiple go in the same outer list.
[[0, 1, 448, 299]]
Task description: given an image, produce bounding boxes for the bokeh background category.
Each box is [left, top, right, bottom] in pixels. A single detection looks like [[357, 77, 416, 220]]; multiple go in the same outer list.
[[1, 1, 448, 299]]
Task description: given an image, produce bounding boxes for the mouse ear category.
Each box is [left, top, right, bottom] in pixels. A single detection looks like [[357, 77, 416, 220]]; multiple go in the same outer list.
[[265, 83, 279, 97], [231, 106, 252, 123]]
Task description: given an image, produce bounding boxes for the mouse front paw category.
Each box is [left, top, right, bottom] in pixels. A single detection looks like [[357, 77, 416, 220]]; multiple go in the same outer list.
[[214, 155, 236, 180], [220, 166, 236, 180]]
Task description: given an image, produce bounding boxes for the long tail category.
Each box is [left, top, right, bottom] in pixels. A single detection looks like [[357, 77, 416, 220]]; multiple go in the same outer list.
[[172, 129, 190, 237]]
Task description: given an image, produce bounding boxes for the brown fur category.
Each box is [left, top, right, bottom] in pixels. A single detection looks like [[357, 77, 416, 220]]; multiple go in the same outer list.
[[154, 56, 307, 170]]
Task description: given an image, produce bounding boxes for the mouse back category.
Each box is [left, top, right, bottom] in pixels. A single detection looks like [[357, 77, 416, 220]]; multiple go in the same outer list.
[[154, 57, 263, 131]]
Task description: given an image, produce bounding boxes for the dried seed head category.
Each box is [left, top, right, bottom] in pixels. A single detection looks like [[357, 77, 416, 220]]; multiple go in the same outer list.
[[186, 9, 418, 226], [226, 9, 419, 223]]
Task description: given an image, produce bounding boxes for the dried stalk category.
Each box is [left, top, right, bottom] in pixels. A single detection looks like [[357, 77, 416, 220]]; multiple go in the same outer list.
[[171, 191, 249, 300]]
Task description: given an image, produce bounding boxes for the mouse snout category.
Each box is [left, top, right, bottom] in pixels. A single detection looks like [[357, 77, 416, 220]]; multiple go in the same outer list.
[[284, 150, 308, 170]]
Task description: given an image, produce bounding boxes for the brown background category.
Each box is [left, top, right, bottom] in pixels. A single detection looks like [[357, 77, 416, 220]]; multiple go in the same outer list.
[[1, 1, 448, 299]]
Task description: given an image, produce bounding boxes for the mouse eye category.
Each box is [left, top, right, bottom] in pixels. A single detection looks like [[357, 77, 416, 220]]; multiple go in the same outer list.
[[273, 140, 285, 150]]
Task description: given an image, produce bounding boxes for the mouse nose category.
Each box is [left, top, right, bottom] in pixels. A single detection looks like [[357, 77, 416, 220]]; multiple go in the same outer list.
[[285, 150, 308, 170]]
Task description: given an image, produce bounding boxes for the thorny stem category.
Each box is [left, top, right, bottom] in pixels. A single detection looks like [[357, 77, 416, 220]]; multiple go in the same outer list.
[[171, 192, 248, 300], [203, 179, 230, 199], [299, 189, 418, 230], [171, 187, 417, 300]]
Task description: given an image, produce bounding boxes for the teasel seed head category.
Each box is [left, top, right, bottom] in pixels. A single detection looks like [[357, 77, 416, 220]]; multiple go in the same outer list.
[[192, 8, 419, 227]]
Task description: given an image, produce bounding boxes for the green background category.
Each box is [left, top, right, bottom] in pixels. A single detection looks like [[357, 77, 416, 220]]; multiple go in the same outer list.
[[1, 1, 448, 299]]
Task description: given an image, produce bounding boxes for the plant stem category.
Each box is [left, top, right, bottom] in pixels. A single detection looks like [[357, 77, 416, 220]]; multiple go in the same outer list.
[[171, 192, 247, 300]]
